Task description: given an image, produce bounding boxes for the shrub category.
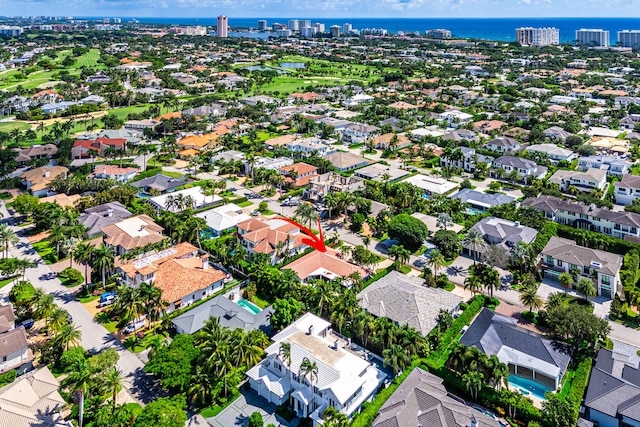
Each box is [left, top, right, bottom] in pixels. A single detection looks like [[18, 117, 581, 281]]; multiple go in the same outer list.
[[58, 267, 83, 287], [0, 370, 16, 388], [229, 196, 248, 205], [387, 213, 429, 252], [248, 412, 263, 427]]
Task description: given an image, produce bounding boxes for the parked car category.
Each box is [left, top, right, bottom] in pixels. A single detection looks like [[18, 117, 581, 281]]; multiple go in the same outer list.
[[100, 292, 115, 302], [18, 318, 34, 329], [251, 210, 260, 216], [98, 297, 114, 308], [124, 319, 146, 334]]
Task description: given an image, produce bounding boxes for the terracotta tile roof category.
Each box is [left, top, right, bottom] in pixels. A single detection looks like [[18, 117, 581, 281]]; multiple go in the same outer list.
[[177, 133, 220, 149], [101, 215, 165, 251], [279, 162, 318, 176], [284, 248, 367, 282], [92, 165, 138, 176], [179, 148, 200, 157], [119, 242, 198, 278], [156, 112, 182, 121], [154, 258, 226, 304], [238, 216, 306, 255]]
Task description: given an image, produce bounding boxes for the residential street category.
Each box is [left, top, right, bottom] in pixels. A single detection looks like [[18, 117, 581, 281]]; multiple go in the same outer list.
[[0, 201, 155, 405]]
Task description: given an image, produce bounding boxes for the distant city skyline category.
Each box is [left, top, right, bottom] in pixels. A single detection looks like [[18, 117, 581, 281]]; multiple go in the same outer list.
[[2, 0, 640, 19]]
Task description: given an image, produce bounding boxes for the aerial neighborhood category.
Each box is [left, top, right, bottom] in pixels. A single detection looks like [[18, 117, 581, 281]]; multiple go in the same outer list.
[[2, 14, 640, 427]]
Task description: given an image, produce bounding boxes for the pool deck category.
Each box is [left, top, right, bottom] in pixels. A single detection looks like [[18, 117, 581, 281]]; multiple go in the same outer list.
[[508, 383, 545, 409]]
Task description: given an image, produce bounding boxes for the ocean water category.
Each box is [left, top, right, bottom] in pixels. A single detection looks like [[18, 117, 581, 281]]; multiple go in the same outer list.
[[120, 17, 640, 43]]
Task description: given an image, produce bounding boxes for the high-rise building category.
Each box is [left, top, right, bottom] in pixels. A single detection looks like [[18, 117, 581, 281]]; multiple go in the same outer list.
[[576, 28, 610, 46], [330, 25, 341, 38], [426, 29, 452, 39], [313, 22, 325, 33], [618, 30, 640, 48], [0, 26, 23, 36], [301, 20, 311, 29], [288, 19, 301, 32], [217, 15, 228, 38], [301, 26, 316, 38], [343, 23, 352, 34], [515, 27, 559, 46], [257, 20, 267, 31]]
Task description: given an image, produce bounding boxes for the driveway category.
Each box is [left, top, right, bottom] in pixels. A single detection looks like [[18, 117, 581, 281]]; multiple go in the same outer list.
[[207, 388, 299, 427], [0, 202, 158, 405]]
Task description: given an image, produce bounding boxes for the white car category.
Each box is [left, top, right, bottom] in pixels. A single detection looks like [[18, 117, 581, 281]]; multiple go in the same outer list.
[[124, 319, 146, 334]]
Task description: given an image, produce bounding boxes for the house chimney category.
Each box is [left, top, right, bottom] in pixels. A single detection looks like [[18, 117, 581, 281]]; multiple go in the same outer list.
[[201, 254, 209, 270], [308, 325, 314, 336], [107, 209, 113, 218], [44, 170, 50, 178]]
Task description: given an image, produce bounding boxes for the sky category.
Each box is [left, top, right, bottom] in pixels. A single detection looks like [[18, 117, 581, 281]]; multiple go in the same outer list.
[[0, 0, 636, 18]]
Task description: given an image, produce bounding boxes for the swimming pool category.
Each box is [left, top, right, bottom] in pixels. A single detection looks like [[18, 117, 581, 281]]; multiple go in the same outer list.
[[508, 375, 551, 400], [237, 299, 261, 315]]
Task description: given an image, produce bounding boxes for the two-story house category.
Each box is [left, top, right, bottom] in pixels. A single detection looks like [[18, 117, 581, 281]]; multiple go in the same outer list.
[[548, 168, 608, 192], [342, 123, 380, 144], [0, 327, 33, 374], [101, 215, 166, 256], [484, 137, 521, 153], [614, 174, 640, 205], [462, 217, 538, 260], [577, 155, 631, 177], [522, 195, 640, 239], [279, 163, 319, 187], [12, 144, 58, 166], [440, 147, 494, 173], [438, 109, 473, 128], [246, 312, 387, 426], [541, 236, 622, 298], [117, 242, 227, 312], [237, 217, 308, 265], [491, 156, 548, 182], [544, 126, 574, 141], [286, 138, 333, 157], [20, 166, 68, 197]]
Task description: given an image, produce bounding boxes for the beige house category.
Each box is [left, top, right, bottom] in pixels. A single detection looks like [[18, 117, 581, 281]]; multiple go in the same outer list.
[[20, 166, 68, 197], [101, 214, 166, 255]]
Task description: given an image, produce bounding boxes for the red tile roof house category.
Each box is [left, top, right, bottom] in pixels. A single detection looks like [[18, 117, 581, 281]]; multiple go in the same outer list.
[[117, 242, 227, 313], [278, 162, 318, 187], [237, 217, 308, 265], [90, 165, 138, 183], [284, 248, 369, 285], [71, 137, 127, 159]]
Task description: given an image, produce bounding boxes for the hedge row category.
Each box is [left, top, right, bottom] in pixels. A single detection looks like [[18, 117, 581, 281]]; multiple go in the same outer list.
[[556, 224, 640, 255], [0, 370, 16, 388], [229, 196, 249, 205], [427, 295, 486, 367], [563, 357, 593, 422]]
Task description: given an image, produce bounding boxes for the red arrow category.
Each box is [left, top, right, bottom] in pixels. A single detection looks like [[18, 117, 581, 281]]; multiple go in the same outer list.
[[279, 217, 327, 253]]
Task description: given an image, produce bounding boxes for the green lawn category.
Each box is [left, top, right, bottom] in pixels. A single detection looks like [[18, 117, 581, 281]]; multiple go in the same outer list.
[[75, 49, 100, 68], [123, 330, 168, 353], [77, 294, 99, 304], [237, 200, 253, 208], [0, 275, 17, 289], [31, 240, 57, 264], [0, 122, 30, 133], [200, 393, 240, 418]]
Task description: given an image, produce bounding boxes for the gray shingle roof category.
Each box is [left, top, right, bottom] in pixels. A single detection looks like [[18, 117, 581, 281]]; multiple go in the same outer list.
[[459, 308, 571, 374], [357, 271, 463, 336], [78, 201, 132, 238], [451, 189, 515, 209], [171, 295, 273, 335], [464, 217, 537, 252], [130, 173, 187, 193], [373, 367, 501, 427], [542, 236, 623, 277]]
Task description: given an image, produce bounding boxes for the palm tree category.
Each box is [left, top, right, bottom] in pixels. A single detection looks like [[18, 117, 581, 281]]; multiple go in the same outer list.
[[294, 202, 319, 230], [64, 359, 93, 427], [0, 224, 19, 258], [388, 244, 410, 269], [34, 292, 55, 322], [436, 213, 454, 231], [323, 193, 338, 219], [462, 371, 484, 400], [464, 275, 483, 297], [15, 258, 34, 281], [520, 284, 543, 313], [299, 356, 319, 385], [63, 237, 81, 269], [140, 282, 165, 330], [279, 342, 292, 397], [558, 272, 574, 293], [74, 243, 94, 287], [383, 344, 410, 376], [463, 229, 485, 265], [104, 368, 126, 410], [427, 249, 446, 279], [54, 323, 82, 351], [91, 244, 115, 290], [48, 307, 69, 334], [375, 317, 397, 349], [577, 277, 597, 301]]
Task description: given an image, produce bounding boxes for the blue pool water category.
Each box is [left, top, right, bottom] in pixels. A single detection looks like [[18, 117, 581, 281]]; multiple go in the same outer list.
[[237, 299, 261, 315], [508, 375, 551, 400], [466, 208, 485, 215]]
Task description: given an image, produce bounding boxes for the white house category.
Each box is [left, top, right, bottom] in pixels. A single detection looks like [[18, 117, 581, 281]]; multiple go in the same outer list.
[[342, 123, 380, 144], [526, 144, 575, 163], [196, 204, 251, 237], [147, 186, 223, 213], [491, 156, 548, 181], [438, 110, 473, 128], [402, 174, 459, 196], [90, 165, 138, 183], [614, 174, 640, 205], [578, 155, 631, 177], [344, 93, 374, 107], [484, 137, 521, 154], [0, 327, 33, 374], [246, 313, 387, 426], [548, 168, 607, 192], [286, 138, 333, 157]]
